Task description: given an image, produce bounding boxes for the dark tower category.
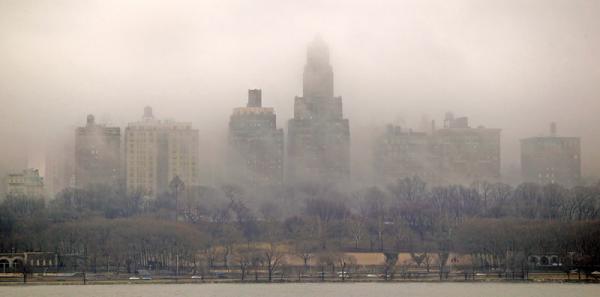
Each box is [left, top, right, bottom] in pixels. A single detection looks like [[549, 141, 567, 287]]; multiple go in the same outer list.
[[303, 36, 334, 99], [228, 89, 284, 186], [287, 37, 350, 184], [75, 114, 121, 188], [247, 89, 262, 108]]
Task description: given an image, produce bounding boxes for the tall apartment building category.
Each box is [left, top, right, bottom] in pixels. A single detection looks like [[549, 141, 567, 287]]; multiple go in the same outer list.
[[521, 123, 581, 187], [434, 114, 501, 184], [373, 125, 440, 184], [125, 107, 199, 197], [373, 113, 500, 185], [228, 89, 284, 186], [4, 168, 45, 198], [287, 37, 350, 184], [74, 115, 121, 188], [45, 131, 75, 196]]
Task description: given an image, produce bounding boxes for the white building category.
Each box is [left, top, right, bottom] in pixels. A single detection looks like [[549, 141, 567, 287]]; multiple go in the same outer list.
[[125, 107, 199, 197], [4, 168, 45, 198]]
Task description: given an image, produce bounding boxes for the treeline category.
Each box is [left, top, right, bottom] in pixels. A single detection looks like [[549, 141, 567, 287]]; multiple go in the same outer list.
[[1, 177, 600, 277]]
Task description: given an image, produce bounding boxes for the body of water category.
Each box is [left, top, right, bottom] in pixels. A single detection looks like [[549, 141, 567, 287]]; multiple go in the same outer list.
[[1, 283, 599, 297]]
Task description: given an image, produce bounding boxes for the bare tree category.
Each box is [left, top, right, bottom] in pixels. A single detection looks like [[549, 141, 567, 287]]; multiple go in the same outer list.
[[383, 252, 398, 280], [348, 215, 366, 249], [304, 195, 348, 250], [336, 253, 356, 282], [360, 187, 387, 251], [264, 242, 285, 282], [233, 246, 255, 281]]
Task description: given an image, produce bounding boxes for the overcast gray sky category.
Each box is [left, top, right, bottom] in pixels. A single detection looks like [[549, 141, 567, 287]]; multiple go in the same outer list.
[[1, 0, 599, 183]]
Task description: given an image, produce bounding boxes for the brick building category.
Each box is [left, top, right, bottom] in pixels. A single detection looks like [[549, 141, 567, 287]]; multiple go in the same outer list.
[[74, 115, 121, 188], [227, 89, 284, 186], [521, 123, 581, 187]]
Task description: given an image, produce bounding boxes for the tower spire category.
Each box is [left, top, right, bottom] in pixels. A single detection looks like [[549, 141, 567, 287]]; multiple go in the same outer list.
[[303, 36, 334, 98]]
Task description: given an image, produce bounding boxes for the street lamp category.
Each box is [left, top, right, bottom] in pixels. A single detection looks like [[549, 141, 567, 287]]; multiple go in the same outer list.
[[169, 176, 185, 222]]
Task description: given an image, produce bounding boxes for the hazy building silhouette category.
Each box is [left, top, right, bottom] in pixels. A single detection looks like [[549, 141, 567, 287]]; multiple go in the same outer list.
[[0, 156, 26, 198], [434, 113, 501, 184], [521, 122, 581, 187], [227, 89, 284, 186], [74, 114, 121, 188], [45, 131, 75, 197], [374, 113, 500, 185], [125, 107, 199, 197], [287, 37, 350, 184], [373, 125, 440, 184], [4, 168, 45, 198]]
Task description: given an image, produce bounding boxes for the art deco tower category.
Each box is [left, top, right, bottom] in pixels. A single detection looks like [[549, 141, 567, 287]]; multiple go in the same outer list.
[[303, 37, 334, 99], [287, 37, 350, 184]]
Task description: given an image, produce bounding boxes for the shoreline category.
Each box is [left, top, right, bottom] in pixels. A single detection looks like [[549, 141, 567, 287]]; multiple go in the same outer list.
[[1, 278, 599, 286]]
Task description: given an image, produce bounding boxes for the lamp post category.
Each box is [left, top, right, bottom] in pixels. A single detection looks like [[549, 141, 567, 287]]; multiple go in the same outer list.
[[169, 176, 185, 222]]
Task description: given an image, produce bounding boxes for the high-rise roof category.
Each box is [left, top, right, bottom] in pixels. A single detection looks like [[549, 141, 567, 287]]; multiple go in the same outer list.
[[303, 36, 334, 99]]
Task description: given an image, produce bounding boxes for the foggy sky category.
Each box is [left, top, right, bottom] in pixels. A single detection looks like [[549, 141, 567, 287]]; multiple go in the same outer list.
[[1, 0, 599, 184]]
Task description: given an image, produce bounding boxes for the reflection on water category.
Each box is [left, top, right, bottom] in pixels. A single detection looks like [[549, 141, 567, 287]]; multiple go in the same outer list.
[[0, 283, 599, 297]]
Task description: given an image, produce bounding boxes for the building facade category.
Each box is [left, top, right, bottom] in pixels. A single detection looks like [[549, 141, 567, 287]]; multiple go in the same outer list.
[[373, 125, 440, 184], [45, 131, 75, 197], [434, 114, 501, 184], [0, 252, 59, 273], [125, 107, 199, 197], [4, 168, 45, 198], [287, 37, 350, 184], [74, 115, 121, 188], [228, 89, 284, 186], [373, 113, 500, 185], [521, 123, 581, 187]]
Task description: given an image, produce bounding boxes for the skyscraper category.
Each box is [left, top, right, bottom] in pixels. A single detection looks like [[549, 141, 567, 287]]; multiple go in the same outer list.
[[287, 37, 350, 184], [227, 89, 284, 186], [521, 123, 581, 187], [125, 107, 199, 197], [74, 114, 121, 188]]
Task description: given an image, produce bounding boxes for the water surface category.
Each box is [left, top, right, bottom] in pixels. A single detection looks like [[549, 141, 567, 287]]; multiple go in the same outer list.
[[1, 283, 599, 297]]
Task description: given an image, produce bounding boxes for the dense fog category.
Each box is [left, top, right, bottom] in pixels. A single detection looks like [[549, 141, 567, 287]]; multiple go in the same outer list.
[[3, 1, 600, 284], [1, 0, 599, 190]]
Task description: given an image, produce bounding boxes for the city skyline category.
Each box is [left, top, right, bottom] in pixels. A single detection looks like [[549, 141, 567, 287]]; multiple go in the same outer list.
[[2, 1, 599, 186], [2, 33, 588, 192], [1, 1, 599, 290]]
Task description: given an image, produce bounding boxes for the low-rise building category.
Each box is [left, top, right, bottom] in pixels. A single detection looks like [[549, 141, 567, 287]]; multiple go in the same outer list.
[[4, 168, 45, 198]]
